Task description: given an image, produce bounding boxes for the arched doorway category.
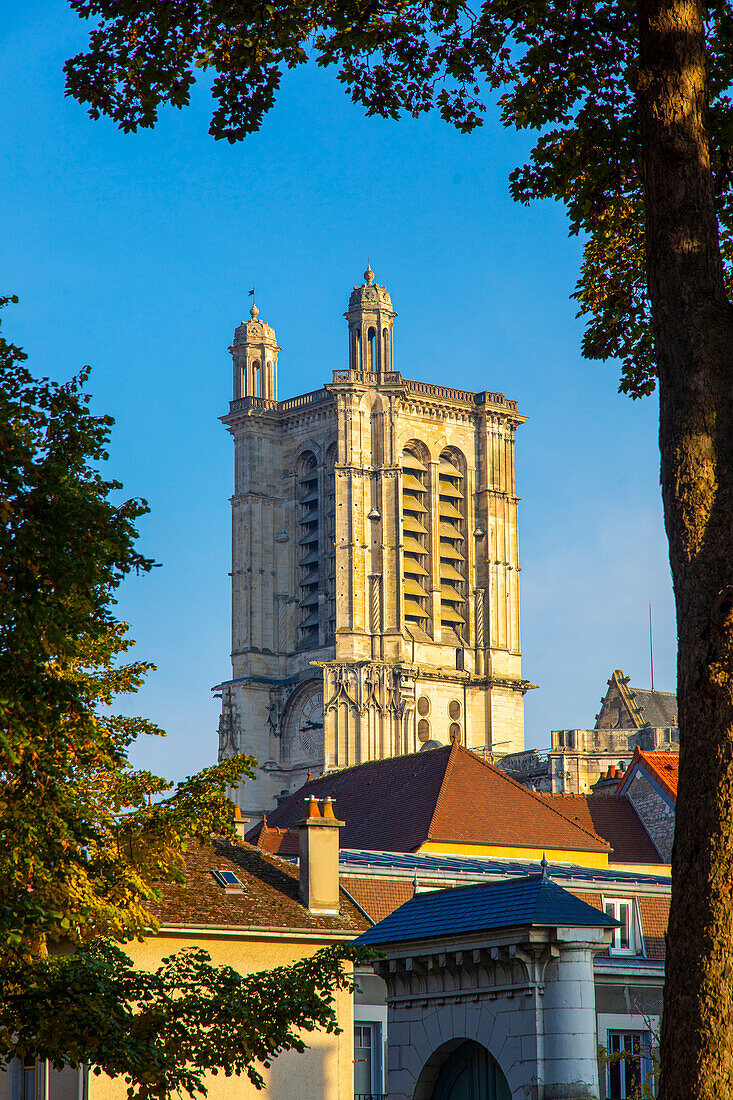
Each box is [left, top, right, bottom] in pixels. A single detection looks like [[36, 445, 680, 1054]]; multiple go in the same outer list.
[[432, 1041, 511, 1100]]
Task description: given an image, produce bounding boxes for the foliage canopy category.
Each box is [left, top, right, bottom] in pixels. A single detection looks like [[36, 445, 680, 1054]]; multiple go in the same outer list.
[[64, 0, 733, 395], [0, 296, 364, 1096]]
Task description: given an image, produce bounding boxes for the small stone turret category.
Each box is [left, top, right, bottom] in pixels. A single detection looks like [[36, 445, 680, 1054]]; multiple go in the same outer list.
[[344, 265, 396, 375], [230, 299, 280, 400]]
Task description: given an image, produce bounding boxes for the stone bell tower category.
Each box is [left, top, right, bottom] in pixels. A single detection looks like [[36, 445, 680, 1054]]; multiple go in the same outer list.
[[231, 300, 279, 401], [216, 270, 532, 818], [344, 264, 396, 375]]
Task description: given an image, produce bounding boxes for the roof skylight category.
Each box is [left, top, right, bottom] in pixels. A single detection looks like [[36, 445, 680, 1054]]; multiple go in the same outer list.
[[211, 869, 246, 893]]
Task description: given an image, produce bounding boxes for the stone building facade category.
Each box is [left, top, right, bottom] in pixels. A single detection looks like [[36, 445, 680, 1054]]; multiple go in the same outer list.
[[215, 269, 532, 816], [548, 671, 678, 794]]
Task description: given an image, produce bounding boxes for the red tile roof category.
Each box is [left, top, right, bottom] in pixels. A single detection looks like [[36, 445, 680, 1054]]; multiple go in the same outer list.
[[638, 895, 669, 958], [248, 743, 610, 855], [255, 824, 300, 856], [148, 838, 368, 934], [341, 877, 414, 923], [538, 795, 664, 865], [618, 747, 679, 802]]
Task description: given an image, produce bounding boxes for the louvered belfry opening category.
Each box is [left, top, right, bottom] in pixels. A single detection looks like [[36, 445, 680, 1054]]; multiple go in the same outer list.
[[402, 445, 431, 636], [438, 449, 467, 640], [325, 445, 337, 643], [297, 452, 320, 648]]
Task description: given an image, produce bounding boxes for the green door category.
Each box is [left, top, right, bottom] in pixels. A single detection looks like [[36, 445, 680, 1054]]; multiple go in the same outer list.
[[432, 1041, 511, 1100]]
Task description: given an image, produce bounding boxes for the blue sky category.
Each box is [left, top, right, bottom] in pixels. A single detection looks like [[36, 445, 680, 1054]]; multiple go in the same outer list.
[[3, 2, 676, 781]]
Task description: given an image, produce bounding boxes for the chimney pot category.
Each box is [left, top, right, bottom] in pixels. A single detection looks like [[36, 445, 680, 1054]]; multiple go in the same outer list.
[[306, 796, 322, 818], [232, 802, 250, 839], [322, 796, 337, 820]]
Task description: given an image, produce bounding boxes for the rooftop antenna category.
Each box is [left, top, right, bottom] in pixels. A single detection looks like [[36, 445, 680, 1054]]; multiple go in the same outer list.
[[649, 602, 655, 692]]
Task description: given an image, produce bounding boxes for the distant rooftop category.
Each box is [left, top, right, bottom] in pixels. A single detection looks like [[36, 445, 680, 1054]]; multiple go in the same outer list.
[[595, 669, 677, 731], [248, 742, 611, 858], [618, 748, 679, 803]]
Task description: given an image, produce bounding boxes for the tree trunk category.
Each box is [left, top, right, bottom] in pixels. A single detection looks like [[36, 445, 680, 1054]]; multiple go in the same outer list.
[[635, 0, 733, 1095]]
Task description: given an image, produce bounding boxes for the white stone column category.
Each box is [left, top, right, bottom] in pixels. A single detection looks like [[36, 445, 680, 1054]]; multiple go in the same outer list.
[[541, 930, 605, 1100]]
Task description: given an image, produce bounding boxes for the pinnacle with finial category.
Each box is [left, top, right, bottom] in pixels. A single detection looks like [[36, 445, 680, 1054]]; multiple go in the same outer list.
[[364, 262, 375, 285]]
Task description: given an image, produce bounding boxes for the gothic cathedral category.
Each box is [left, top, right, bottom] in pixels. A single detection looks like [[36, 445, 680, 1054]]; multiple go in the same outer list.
[[216, 268, 531, 817]]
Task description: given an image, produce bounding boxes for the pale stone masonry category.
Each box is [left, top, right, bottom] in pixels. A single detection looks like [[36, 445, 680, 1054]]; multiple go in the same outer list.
[[216, 269, 533, 816]]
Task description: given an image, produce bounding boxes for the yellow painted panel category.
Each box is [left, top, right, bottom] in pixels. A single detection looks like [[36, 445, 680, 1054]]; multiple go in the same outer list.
[[89, 935, 355, 1100], [417, 840, 610, 869]]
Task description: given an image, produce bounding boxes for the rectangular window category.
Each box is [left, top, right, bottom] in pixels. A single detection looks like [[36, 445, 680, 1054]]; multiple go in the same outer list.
[[354, 1022, 382, 1099], [607, 1031, 654, 1098], [9, 1056, 39, 1100], [604, 898, 636, 954]]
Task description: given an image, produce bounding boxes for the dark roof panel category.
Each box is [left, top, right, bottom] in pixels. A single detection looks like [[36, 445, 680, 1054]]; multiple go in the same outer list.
[[355, 875, 619, 946], [632, 689, 678, 728]]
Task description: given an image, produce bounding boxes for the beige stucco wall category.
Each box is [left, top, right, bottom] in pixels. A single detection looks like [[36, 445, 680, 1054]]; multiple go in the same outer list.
[[89, 932, 354, 1100]]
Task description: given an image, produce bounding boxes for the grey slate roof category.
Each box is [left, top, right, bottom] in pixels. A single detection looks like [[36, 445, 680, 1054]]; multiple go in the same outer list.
[[354, 873, 619, 946], [632, 688, 677, 728], [336, 848, 672, 888]]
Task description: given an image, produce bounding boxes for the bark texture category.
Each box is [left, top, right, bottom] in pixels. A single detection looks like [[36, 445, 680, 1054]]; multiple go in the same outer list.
[[636, 0, 733, 1095]]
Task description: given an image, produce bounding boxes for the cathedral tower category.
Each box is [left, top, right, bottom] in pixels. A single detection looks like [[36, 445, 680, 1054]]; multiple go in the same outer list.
[[216, 270, 531, 817]]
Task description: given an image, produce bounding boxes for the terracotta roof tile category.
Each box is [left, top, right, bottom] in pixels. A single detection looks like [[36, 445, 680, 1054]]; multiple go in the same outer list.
[[427, 746, 610, 852], [148, 838, 368, 934], [251, 744, 610, 855], [618, 747, 679, 802], [252, 824, 300, 856], [538, 795, 664, 865], [341, 877, 414, 923], [638, 895, 669, 958]]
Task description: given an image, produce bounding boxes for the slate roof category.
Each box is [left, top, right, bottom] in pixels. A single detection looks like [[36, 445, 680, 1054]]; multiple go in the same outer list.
[[148, 837, 368, 934], [337, 848, 672, 887], [248, 743, 610, 855], [595, 669, 677, 731], [354, 874, 619, 946], [631, 689, 678, 729], [538, 794, 664, 865], [618, 748, 679, 803]]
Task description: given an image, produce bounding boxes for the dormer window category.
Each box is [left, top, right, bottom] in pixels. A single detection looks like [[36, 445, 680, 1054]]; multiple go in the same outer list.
[[603, 897, 644, 955], [211, 869, 246, 894]]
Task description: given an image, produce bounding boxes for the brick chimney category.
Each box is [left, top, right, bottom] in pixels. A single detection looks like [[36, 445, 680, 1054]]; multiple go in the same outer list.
[[299, 796, 344, 915]]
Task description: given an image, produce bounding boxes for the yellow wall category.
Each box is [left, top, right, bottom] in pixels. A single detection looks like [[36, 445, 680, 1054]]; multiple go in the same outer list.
[[89, 932, 354, 1100], [417, 840, 610, 868]]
